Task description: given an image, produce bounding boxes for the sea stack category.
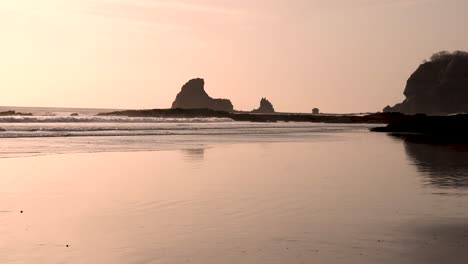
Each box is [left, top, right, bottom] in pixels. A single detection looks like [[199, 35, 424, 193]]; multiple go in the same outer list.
[[252, 98, 275, 113], [384, 51, 468, 115], [171, 78, 234, 112]]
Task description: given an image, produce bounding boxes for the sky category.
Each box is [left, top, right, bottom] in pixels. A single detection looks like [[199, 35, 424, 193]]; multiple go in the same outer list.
[[0, 0, 467, 113]]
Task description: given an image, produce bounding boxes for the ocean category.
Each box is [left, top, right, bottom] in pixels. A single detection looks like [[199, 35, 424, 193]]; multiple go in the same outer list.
[[1, 106, 468, 263], [0, 106, 373, 158]]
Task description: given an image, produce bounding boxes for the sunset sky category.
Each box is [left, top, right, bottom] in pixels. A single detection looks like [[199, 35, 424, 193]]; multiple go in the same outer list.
[[1, 0, 467, 113]]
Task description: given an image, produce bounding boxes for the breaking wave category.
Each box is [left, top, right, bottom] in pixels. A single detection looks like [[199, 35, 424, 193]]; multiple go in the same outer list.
[[0, 116, 234, 123]]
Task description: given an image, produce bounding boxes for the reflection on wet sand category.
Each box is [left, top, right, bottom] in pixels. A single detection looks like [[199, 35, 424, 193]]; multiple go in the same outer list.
[[402, 219, 468, 264], [2, 135, 468, 263], [393, 135, 468, 188], [182, 148, 205, 162]]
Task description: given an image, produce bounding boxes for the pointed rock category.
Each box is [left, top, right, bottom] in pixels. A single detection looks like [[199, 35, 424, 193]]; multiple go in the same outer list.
[[171, 78, 234, 112], [252, 98, 275, 113]]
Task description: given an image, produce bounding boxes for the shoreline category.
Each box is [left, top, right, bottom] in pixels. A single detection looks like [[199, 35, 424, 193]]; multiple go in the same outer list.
[[98, 109, 468, 143], [97, 108, 410, 124]]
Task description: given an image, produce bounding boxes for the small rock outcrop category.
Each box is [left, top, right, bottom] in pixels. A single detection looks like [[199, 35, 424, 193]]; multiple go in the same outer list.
[[171, 78, 234, 112], [312, 108, 320, 114], [384, 51, 468, 115], [252, 98, 275, 113], [0, 111, 33, 116]]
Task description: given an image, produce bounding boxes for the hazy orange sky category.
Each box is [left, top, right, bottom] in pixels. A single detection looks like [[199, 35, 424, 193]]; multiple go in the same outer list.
[[1, 0, 467, 113]]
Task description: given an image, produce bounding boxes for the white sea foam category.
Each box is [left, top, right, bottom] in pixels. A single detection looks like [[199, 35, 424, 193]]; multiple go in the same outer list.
[[0, 122, 371, 139], [0, 107, 378, 159]]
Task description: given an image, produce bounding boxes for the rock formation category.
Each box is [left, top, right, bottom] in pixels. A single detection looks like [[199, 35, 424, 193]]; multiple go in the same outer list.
[[171, 78, 234, 112], [371, 114, 468, 141], [384, 51, 468, 115], [312, 108, 320, 114], [252, 98, 275, 113], [0, 111, 33, 116]]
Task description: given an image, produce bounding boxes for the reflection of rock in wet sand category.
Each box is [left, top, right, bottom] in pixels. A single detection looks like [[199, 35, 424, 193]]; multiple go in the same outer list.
[[182, 148, 205, 162], [396, 136, 468, 188]]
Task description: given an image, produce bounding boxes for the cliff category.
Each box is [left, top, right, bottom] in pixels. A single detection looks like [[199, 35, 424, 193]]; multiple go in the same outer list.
[[171, 78, 234, 112], [252, 98, 275, 113], [384, 51, 468, 115]]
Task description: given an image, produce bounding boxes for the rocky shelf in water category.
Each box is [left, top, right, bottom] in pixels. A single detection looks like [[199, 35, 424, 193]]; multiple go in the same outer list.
[[98, 108, 417, 124], [0, 111, 33, 116], [371, 114, 468, 143]]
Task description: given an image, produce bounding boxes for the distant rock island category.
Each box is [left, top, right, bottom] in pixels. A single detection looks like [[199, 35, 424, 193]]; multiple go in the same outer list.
[[384, 51, 468, 115], [252, 98, 275, 113], [0, 111, 32, 116], [171, 78, 234, 112]]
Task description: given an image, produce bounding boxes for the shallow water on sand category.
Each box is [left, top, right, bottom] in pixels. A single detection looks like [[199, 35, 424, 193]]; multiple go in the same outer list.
[[1, 132, 468, 263]]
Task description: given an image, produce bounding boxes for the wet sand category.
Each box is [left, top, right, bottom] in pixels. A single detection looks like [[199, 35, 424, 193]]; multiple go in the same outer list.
[[1, 133, 468, 263]]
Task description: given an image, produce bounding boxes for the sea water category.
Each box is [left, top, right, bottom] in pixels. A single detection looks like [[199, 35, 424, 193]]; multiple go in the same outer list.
[[0, 106, 373, 158]]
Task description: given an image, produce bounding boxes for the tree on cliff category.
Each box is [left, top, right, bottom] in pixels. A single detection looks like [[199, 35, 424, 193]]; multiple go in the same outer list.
[[428, 50, 468, 62]]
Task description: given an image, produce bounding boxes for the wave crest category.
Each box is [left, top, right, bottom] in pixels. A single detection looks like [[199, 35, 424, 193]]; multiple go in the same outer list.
[[0, 116, 234, 123]]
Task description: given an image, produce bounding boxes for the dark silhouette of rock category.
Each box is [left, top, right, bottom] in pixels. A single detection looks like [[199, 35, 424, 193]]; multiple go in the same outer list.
[[171, 78, 234, 112], [384, 51, 468, 115], [101, 108, 407, 124], [312, 108, 320, 114], [371, 114, 468, 143], [252, 98, 275, 113], [0, 111, 33, 116], [70, 113, 79, 117]]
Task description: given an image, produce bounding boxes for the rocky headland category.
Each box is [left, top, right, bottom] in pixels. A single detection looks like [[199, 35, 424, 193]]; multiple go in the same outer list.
[[171, 78, 234, 112], [384, 51, 468, 115], [98, 68, 468, 143]]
